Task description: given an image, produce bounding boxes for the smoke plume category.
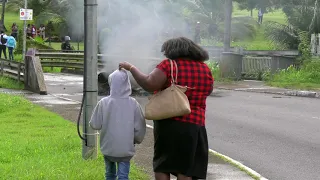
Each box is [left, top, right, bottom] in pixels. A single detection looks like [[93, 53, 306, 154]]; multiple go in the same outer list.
[[68, 0, 193, 87]]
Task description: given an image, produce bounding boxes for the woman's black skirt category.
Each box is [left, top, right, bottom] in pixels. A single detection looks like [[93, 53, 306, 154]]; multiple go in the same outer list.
[[153, 119, 208, 179]]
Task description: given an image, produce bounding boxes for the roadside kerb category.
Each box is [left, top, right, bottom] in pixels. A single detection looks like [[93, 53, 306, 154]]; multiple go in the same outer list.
[[215, 87, 320, 99]]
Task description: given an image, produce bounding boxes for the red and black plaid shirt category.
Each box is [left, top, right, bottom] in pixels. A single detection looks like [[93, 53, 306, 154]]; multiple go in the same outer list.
[[156, 59, 214, 126]]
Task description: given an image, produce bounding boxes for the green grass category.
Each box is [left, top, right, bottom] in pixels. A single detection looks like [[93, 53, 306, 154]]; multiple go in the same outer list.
[[232, 5, 287, 50], [0, 93, 149, 180], [43, 67, 62, 73], [267, 81, 320, 90], [267, 60, 320, 90], [3, 12, 25, 30], [0, 76, 24, 89]]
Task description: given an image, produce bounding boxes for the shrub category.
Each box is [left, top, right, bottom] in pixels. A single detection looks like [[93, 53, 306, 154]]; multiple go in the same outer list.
[[267, 60, 320, 89]]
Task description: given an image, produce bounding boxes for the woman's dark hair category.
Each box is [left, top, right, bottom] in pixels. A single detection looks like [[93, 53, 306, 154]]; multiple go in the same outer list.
[[161, 37, 209, 61]]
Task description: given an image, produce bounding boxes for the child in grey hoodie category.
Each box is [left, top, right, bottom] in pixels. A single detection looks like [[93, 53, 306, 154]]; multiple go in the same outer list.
[[90, 69, 146, 180]]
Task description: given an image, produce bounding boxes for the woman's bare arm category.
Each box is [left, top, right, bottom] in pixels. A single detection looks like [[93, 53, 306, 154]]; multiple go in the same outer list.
[[130, 66, 167, 92]]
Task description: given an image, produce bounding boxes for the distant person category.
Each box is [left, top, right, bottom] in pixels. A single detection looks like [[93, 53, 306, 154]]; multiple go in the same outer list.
[[61, 36, 74, 52], [0, 31, 8, 59], [194, 21, 201, 44], [27, 24, 32, 38], [90, 69, 146, 180], [39, 24, 46, 39], [258, 9, 264, 24], [11, 23, 18, 39], [31, 24, 37, 38], [6, 34, 16, 61]]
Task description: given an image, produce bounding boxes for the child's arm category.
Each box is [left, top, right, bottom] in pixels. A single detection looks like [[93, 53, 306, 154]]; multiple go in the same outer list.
[[134, 104, 146, 144], [89, 101, 103, 130]]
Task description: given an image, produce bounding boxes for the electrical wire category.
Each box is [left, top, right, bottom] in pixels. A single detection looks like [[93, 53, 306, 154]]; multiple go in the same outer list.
[[77, 92, 87, 141]]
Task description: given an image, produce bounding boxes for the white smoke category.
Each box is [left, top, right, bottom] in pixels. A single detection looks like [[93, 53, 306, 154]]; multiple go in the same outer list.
[[68, 0, 193, 78]]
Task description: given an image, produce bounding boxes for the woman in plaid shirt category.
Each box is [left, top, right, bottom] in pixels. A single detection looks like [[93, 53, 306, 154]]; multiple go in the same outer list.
[[119, 37, 214, 180]]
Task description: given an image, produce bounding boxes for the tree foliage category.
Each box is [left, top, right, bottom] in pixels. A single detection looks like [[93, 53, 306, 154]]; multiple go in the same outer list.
[[264, 0, 320, 52]]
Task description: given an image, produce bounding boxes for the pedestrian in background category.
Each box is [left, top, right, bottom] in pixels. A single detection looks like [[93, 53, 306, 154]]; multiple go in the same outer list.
[[0, 31, 8, 59], [6, 34, 16, 61]]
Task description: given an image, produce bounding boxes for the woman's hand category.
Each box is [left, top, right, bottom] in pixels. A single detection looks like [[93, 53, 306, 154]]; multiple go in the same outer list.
[[119, 62, 133, 71]]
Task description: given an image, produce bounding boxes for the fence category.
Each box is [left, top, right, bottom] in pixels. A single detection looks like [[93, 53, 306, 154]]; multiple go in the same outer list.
[[0, 59, 24, 83], [242, 55, 296, 74], [242, 56, 272, 73], [36, 52, 161, 71], [35, 51, 296, 75]]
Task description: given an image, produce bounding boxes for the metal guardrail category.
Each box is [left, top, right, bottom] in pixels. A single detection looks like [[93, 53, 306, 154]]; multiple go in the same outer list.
[[35, 51, 297, 75], [36, 52, 161, 70], [0, 59, 25, 82]]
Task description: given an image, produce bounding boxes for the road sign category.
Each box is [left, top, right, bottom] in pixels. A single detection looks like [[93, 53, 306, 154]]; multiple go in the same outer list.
[[20, 9, 33, 21]]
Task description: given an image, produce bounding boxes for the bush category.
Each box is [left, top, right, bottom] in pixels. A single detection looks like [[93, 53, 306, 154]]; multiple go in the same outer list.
[[206, 61, 221, 81], [267, 60, 320, 89], [16, 29, 54, 54]]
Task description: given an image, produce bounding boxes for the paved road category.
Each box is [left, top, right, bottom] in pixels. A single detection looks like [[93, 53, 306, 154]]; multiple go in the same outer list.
[[44, 73, 320, 180], [207, 91, 320, 180]]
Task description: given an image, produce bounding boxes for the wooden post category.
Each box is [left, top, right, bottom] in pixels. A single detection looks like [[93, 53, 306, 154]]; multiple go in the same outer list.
[[0, 60, 3, 76], [311, 34, 316, 55], [315, 34, 320, 56], [18, 63, 21, 82]]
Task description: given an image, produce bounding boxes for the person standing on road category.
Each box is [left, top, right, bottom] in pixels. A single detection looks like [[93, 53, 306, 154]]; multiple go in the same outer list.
[[119, 37, 214, 180], [6, 34, 16, 61], [90, 69, 146, 180], [0, 31, 8, 59]]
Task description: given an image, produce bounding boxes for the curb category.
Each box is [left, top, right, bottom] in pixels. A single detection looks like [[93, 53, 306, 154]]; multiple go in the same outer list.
[[215, 87, 320, 99], [209, 149, 268, 180]]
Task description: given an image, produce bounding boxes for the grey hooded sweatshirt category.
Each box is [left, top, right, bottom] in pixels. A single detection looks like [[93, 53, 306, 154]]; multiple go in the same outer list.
[[89, 69, 146, 162]]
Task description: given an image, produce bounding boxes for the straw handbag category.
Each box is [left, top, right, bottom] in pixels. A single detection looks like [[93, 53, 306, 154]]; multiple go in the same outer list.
[[145, 59, 191, 120]]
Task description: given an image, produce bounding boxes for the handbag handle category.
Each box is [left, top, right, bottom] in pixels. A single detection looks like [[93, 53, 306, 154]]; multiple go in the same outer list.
[[169, 59, 178, 84]]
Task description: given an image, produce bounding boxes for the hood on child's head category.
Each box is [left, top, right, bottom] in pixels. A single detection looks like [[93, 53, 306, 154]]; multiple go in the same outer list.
[[108, 69, 132, 97]]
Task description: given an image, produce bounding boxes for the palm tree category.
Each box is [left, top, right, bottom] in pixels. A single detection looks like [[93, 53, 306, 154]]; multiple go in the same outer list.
[[264, 0, 320, 49]]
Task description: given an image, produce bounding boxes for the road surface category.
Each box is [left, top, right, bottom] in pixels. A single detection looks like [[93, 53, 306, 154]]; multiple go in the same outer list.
[[205, 91, 320, 180], [44, 73, 320, 180]]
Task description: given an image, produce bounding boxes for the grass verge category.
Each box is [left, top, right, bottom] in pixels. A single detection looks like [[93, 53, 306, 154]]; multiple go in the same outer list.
[[266, 61, 320, 91], [209, 150, 261, 180], [0, 76, 24, 89], [43, 67, 62, 73], [0, 93, 149, 180]]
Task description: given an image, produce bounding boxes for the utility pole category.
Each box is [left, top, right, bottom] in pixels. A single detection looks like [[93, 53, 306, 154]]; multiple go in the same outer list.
[[22, 0, 27, 61], [223, 0, 232, 52], [82, 0, 98, 160], [1, 0, 6, 25]]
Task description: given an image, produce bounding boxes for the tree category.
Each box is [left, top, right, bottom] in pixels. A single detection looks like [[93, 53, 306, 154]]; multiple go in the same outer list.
[[265, 0, 320, 50], [236, 0, 258, 16], [235, 0, 274, 16]]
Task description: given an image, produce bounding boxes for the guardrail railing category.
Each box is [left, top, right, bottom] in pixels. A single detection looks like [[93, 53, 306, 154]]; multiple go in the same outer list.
[[0, 59, 25, 83]]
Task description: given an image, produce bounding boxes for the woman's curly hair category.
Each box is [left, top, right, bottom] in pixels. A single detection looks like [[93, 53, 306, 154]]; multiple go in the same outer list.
[[161, 37, 209, 62]]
